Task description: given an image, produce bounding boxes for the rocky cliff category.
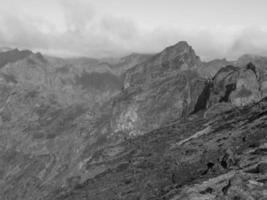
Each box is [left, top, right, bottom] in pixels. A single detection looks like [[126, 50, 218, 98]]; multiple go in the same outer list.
[[193, 62, 267, 118]]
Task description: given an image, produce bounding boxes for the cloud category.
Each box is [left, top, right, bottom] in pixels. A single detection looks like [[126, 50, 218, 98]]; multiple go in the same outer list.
[[226, 27, 267, 59], [0, 0, 266, 60], [59, 0, 95, 33]]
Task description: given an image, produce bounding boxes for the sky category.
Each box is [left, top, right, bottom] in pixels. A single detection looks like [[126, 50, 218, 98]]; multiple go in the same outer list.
[[0, 0, 267, 60]]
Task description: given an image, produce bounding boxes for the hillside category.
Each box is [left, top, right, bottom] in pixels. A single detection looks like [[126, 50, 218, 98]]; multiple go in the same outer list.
[[0, 42, 267, 200]]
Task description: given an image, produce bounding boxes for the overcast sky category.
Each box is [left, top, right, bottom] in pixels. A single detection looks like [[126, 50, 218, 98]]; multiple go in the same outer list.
[[0, 0, 267, 60]]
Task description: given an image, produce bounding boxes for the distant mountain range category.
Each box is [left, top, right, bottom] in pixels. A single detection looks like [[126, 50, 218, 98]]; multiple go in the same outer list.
[[0, 42, 267, 200]]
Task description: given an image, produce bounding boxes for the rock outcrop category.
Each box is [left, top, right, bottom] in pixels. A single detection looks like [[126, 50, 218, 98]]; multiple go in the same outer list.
[[193, 62, 267, 117]]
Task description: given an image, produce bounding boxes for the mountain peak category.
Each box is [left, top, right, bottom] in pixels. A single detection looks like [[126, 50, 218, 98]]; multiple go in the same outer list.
[[172, 40, 190, 48], [162, 41, 191, 53], [160, 41, 198, 59], [157, 41, 201, 70], [0, 48, 34, 68]]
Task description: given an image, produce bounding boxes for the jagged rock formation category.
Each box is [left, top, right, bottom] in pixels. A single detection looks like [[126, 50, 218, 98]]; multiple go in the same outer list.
[[0, 42, 267, 200], [193, 62, 267, 118], [123, 41, 201, 89], [108, 41, 205, 137], [210, 63, 262, 106]]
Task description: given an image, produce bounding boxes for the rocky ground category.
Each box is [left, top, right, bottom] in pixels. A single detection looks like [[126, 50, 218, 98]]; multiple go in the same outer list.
[[43, 97, 267, 200]]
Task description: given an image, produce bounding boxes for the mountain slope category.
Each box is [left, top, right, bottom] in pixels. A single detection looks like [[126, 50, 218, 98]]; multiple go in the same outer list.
[[0, 42, 267, 200], [45, 97, 267, 200], [0, 50, 124, 106], [100, 41, 205, 138]]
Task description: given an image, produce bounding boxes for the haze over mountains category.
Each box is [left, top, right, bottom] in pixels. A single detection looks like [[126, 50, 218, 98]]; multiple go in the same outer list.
[[1, 0, 267, 59], [0, 41, 267, 200]]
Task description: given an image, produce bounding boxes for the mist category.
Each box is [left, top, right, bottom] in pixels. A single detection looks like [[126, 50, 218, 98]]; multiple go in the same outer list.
[[0, 0, 267, 60]]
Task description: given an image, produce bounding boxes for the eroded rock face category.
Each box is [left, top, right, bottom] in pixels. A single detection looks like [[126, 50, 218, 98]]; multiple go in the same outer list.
[[123, 41, 201, 89], [111, 71, 205, 137], [193, 63, 267, 116], [108, 41, 205, 137], [211, 63, 262, 106]]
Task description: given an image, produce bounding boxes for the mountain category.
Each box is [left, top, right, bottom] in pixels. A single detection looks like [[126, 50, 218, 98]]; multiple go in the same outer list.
[[0, 48, 33, 69], [200, 58, 232, 78], [49, 53, 153, 76], [104, 41, 204, 138], [123, 41, 201, 88], [108, 53, 154, 74], [198, 54, 267, 79], [0, 42, 267, 200], [0, 49, 125, 106]]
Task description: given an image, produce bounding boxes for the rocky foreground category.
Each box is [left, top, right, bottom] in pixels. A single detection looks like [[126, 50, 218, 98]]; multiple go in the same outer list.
[[47, 97, 267, 200], [0, 42, 267, 200]]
